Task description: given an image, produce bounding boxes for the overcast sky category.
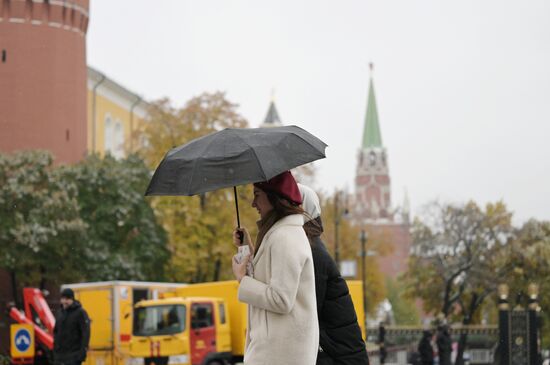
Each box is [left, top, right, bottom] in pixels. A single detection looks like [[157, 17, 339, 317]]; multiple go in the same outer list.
[[88, 0, 550, 224]]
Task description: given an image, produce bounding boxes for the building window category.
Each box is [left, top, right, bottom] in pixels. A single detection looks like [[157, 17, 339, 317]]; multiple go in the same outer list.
[[113, 120, 124, 159], [104, 115, 125, 159], [219, 303, 226, 324], [2, 50, 6, 63], [104, 115, 113, 155]]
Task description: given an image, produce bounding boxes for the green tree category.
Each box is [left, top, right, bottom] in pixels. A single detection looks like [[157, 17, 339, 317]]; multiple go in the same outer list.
[[135, 92, 258, 283], [404, 201, 515, 365], [386, 278, 420, 325], [0, 151, 87, 301], [61, 154, 169, 281]]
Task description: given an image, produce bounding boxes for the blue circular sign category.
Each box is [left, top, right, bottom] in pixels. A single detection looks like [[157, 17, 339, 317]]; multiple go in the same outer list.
[[15, 329, 31, 352]]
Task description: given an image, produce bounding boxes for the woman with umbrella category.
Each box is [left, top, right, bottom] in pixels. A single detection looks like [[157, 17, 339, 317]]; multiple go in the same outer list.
[[146, 125, 328, 364], [231, 171, 319, 365]]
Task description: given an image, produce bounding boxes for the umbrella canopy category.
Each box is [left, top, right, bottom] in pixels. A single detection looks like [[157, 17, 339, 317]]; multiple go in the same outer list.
[[145, 125, 327, 196]]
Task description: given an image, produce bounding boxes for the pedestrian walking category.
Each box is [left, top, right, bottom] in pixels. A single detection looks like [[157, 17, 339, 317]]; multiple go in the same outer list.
[[418, 330, 434, 365], [436, 325, 452, 365], [231, 171, 319, 365], [299, 183, 369, 365], [53, 288, 90, 365]]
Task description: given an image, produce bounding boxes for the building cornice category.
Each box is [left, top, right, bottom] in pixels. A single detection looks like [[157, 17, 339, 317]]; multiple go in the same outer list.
[[87, 66, 150, 118]]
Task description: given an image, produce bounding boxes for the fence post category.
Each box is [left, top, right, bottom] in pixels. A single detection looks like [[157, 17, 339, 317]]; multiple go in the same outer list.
[[378, 323, 386, 364], [527, 284, 539, 365], [498, 284, 510, 365]]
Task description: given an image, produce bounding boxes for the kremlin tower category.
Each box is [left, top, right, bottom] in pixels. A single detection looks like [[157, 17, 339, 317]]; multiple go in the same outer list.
[[354, 64, 412, 278], [0, 0, 90, 163]]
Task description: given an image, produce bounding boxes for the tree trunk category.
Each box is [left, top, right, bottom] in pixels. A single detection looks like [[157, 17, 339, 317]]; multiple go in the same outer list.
[[212, 257, 221, 282], [193, 263, 202, 283], [199, 194, 206, 210], [442, 280, 453, 317], [454, 294, 478, 365], [454, 333, 469, 365], [39, 265, 46, 290], [11, 270, 21, 308]]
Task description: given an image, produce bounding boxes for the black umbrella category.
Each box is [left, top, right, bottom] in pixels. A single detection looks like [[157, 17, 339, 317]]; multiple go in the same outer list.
[[146, 125, 327, 227]]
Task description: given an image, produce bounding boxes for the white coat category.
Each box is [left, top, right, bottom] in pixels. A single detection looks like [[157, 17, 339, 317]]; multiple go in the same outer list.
[[238, 214, 319, 365]]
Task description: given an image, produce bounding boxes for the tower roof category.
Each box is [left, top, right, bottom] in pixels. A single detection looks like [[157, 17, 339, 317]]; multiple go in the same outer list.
[[263, 101, 282, 126], [361, 74, 383, 149]]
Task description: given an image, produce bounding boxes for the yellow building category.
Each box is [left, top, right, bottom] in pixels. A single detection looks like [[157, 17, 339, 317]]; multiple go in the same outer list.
[[87, 66, 149, 158]]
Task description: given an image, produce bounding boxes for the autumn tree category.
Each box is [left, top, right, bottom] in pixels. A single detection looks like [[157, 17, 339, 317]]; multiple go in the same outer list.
[[404, 201, 515, 365], [134, 93, 247, 168], [135, 92, 259, 283], [507, 219, 550, 344]]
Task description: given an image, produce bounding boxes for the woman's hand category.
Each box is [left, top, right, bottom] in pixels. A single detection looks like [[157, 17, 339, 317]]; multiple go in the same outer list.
[[232, 254, 251, 283], [233, 227, 254, 255]]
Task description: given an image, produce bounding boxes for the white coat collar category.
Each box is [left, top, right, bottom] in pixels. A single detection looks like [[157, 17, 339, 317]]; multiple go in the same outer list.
[[253, 214, 304, 265]]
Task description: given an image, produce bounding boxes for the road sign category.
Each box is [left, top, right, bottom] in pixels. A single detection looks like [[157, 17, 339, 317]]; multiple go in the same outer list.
[[11, 324, 35, 358], [340, 260, 357, 278]]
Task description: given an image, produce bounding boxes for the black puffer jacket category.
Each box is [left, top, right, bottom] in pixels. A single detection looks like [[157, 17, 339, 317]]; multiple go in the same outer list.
[[418, 332, 434, 365], [306, 218, 369, 365], [53, 301, 90, 364], [436, 329, 452, 365]]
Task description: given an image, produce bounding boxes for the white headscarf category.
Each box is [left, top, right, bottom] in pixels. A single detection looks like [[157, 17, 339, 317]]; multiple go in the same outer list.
[[297, 183, 322, 223]]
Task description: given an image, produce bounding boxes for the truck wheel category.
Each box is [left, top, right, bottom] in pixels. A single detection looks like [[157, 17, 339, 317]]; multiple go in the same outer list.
[[206, 361, 224, 365]]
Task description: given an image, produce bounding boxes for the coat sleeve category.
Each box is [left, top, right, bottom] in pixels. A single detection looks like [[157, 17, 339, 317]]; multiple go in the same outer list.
[[311, 243, 328, 316], [79, 309, 91, 352], [238, 229, 307, 314]]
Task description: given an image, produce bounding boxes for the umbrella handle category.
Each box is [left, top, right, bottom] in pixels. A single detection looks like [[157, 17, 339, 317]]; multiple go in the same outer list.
[[234, 186, 244, 244]]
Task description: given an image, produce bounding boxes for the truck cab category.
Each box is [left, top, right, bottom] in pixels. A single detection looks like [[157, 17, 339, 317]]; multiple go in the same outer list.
[[130, 297, 231, 365]]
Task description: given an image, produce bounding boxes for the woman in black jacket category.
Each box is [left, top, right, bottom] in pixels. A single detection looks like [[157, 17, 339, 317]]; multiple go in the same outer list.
[[418, 330, 434, 365], [436, 325, 452, 365], [299, 184, 369, 365]]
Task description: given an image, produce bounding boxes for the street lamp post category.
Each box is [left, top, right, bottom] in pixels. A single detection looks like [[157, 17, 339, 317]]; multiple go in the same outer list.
[[333, 189, 349, 268], [360, 230, 368, 334], [334, 192, 341, 266]]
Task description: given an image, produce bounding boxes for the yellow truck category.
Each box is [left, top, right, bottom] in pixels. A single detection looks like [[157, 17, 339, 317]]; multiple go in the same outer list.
[[129, 280, 366, 365], [130, 296, 231, 365], [63, 281, 186, 365]]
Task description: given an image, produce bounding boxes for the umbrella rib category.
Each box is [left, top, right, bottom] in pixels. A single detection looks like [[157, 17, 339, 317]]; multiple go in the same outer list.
[[187, 133, 219, 194], [282, 128, 327, 152], [233, 132, 268, 181]]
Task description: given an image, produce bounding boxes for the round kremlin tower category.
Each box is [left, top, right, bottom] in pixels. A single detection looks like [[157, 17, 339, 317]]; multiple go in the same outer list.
[[0, 0, 89, 163]]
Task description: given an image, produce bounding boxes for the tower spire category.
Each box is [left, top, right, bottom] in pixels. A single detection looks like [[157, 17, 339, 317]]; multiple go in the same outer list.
[[261, 91, 283, 127], [355, 62, 392, 223], [361, 63, 383, 149]]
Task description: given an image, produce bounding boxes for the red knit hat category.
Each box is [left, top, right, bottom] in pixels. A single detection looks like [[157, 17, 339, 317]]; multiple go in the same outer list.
[[254, 171, 302, 205]]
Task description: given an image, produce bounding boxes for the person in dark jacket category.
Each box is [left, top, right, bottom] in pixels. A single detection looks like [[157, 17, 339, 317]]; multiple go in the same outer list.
[[436, 325, 452, 365], [418, 330, 434, 365], [53, 288, 90, 365], [299, 184, 369, 365]]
